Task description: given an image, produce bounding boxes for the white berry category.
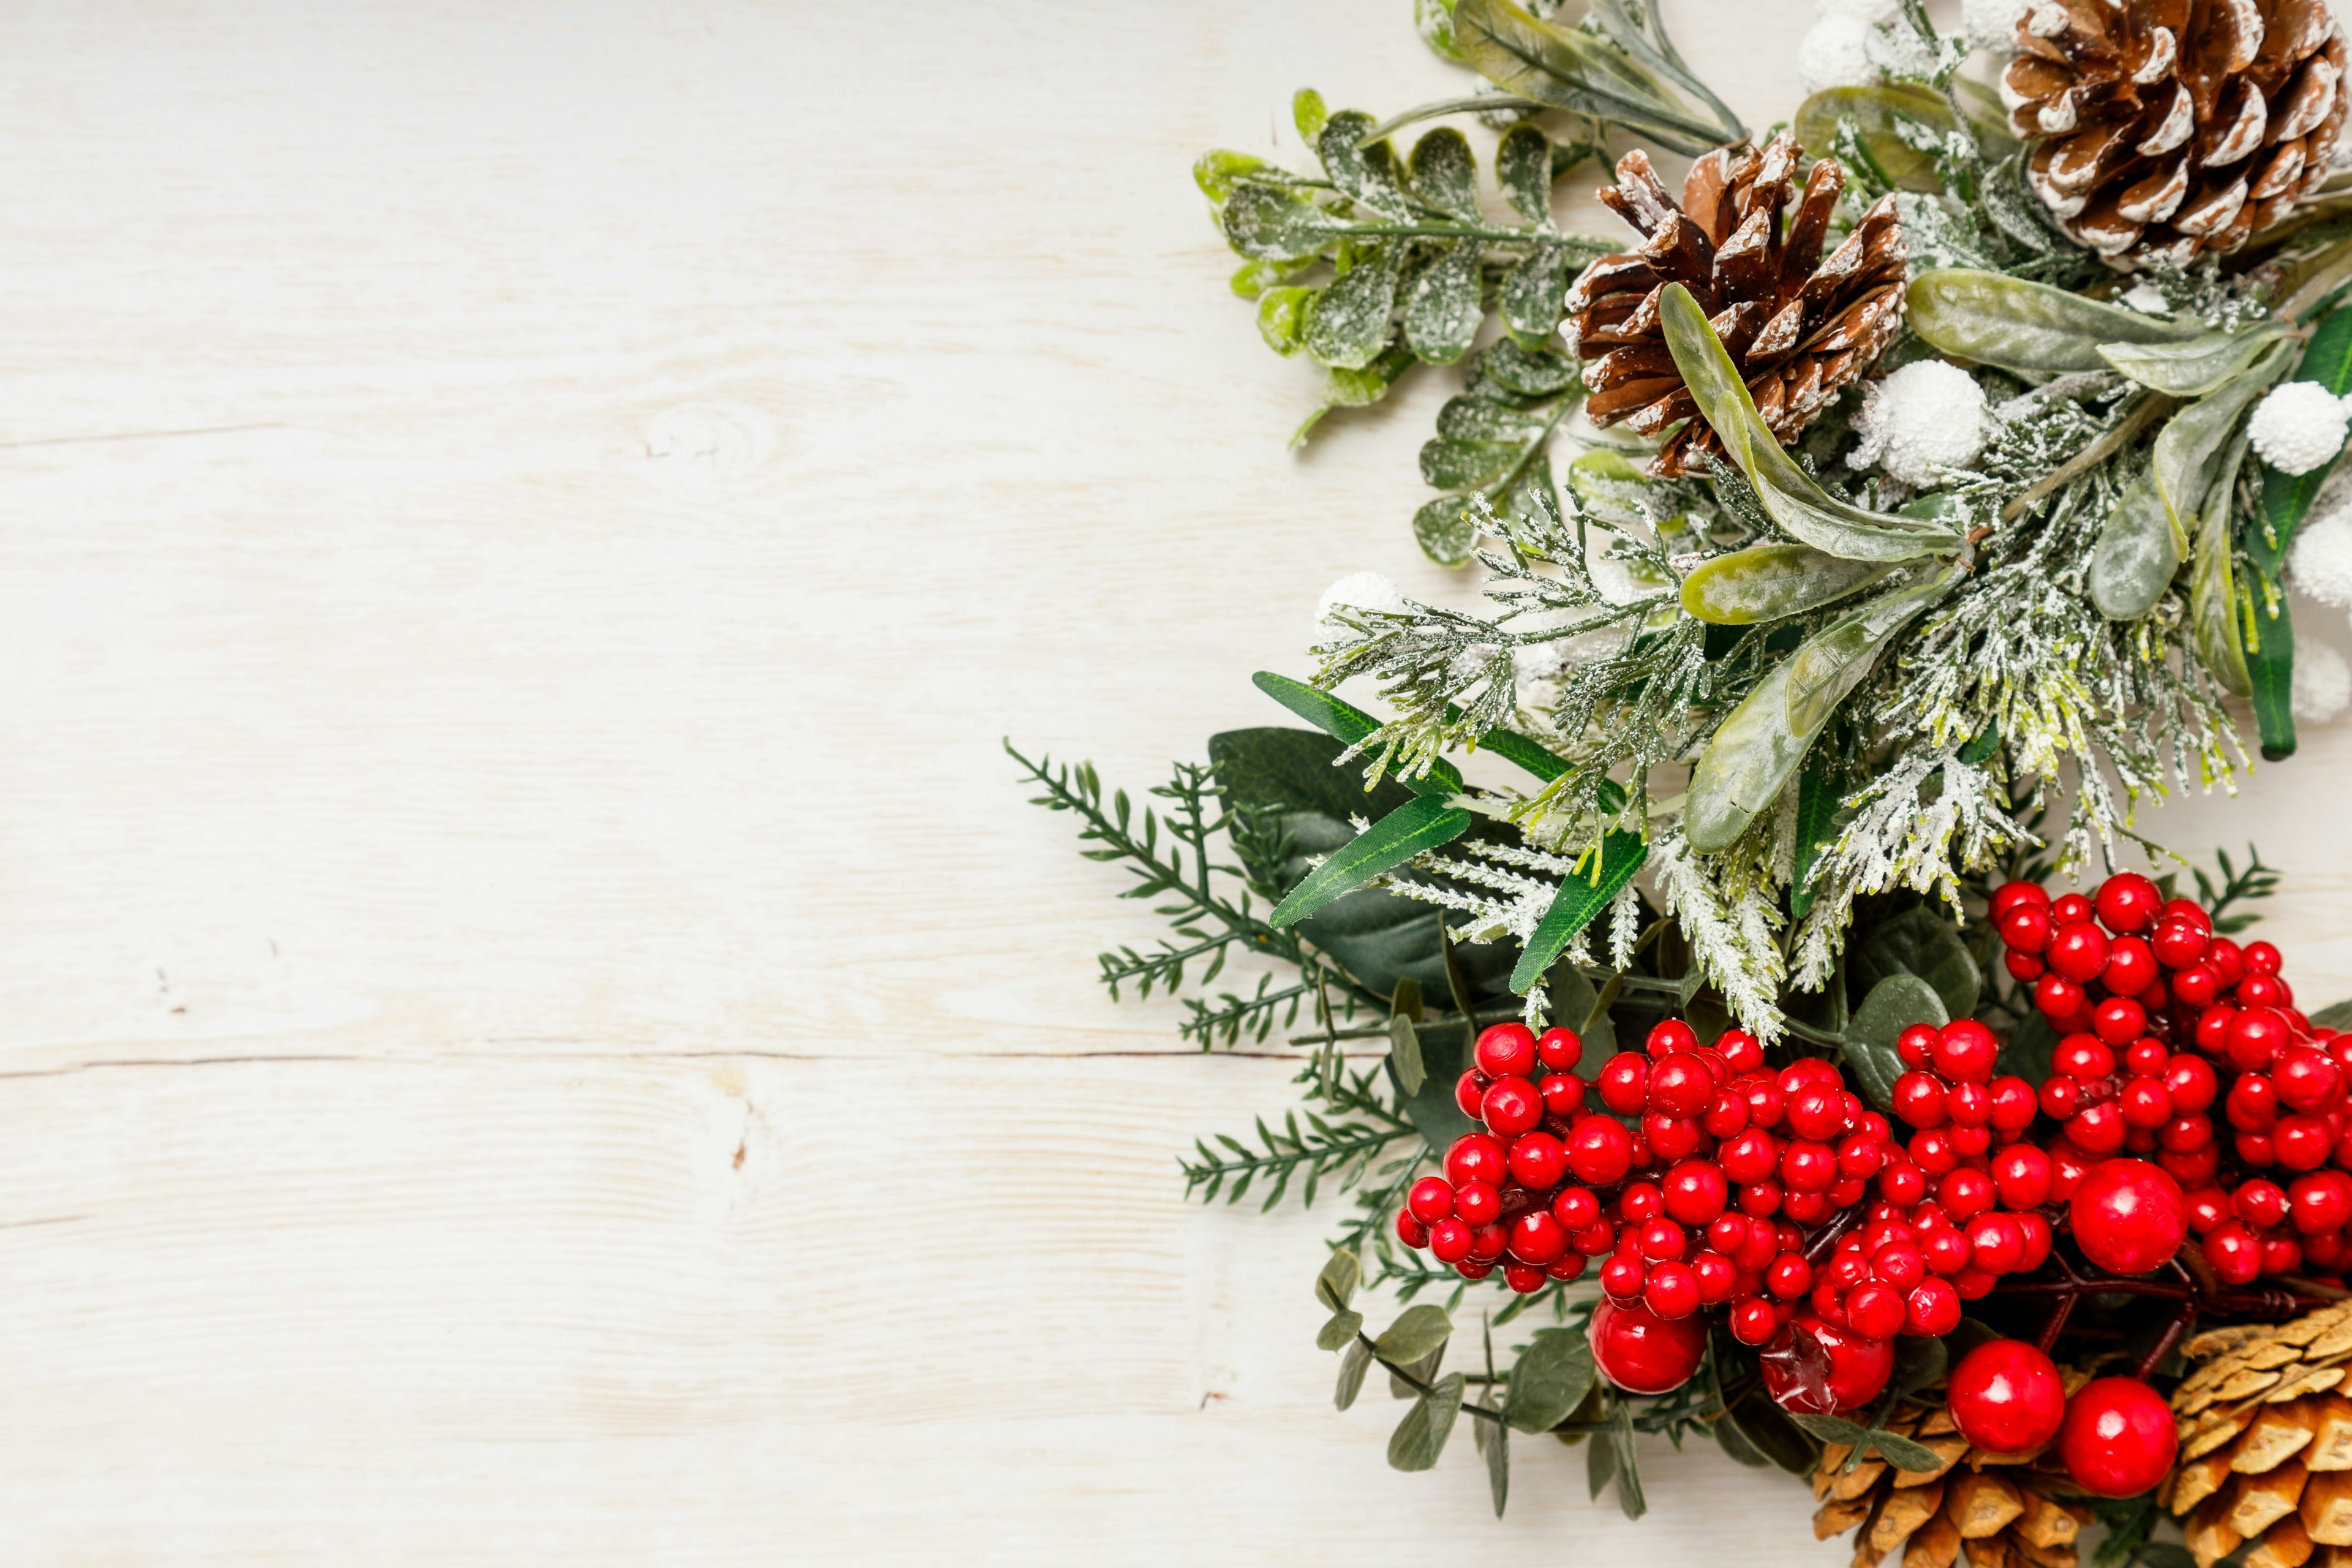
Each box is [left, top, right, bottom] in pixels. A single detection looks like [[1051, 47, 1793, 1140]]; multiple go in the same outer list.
[[1797, 14, 1883, 92], [2291, 510, 2352, 609], [2294, 639, 2351, 725], [2247, 381, 2352, 475], [1847, 360, 1991, 486]]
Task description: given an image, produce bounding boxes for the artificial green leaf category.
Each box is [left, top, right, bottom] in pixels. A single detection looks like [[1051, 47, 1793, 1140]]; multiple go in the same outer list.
[[2312, 1000, 2352, 1030], [1501, 241, 1570, 348], [1193, 149, 1270, 203], [1406, 241, 1483, 364], [1787, 1411, 1869, 1446], [1269, 794, 1474, 927], [1317, 1310, 1364, 1351], [1845, 973, 1949, 1112], [1453, 0, 1724, 154], [1790, 749, 1842, 921], [2190, 435, 2255, 696], [1679, 543, 1897, 625], [1416, 0, 1464, 61], [2155, 342, 2296, 548], [2259, 304, 2352, 570], [1482, 337, 1582, 396], [2099, 323, 2291, 396], [1389, 1013, 1426, 1095], [1408, 126, 1479, 219], [1438, 396, 1541, 443], [1376, 1303, 1454, 1364], [1719, 1380, 1821, 1474], [1887, 1333, 1949, 1404], [1712, 1411, 1773, 1467], [1608, 1402, 1645, 1518], [1999, 1009, 2057, 1085], [1336, 1338, 1373, 1409], [1868, 1430, 1944, 1472], [1587, 1417, 1617, 1496], [1685, 564, 1958, 853], [1389, 1373, 1467, 1471], [1853, 903, 1981, 1020], [1391, 1346, 1443, 1400], [1249, 672, 1466, 797], [1502, 1328, 1595, 1433], [1316, 111, 1412, 219], [2248, 592, 2297, 761], [1420, 435, 1520, 489], [1510, 831, 1648, 992], [1254, 285, 1315, 357], [1412, 492, 1480, 566], [1905, 268, 2207, 372], [1496, 122, 1553, 224], [1294, 88, 1329, 143], [2089, 466, 2179, 621], [1793, 85, 1958, 193], [1221, 184, 1348, 261], [1304, 244, 1403, 371], [1657, 284, 1962, 562], [1480, 1397, 1509, 1515], [1316, 1248, 1361, 1312]]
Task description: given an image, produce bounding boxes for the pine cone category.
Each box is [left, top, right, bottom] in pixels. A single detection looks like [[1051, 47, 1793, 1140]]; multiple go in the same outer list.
[[1566, 132, 1907, 478], [1809, 1384, 2096, 1568], [2167, 1305, 2352, 1568], [2003, 0, 2348, 266]]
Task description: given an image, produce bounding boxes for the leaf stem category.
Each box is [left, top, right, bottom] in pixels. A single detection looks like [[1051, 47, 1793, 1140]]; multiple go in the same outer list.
[[1999, 393, 2177, 524]]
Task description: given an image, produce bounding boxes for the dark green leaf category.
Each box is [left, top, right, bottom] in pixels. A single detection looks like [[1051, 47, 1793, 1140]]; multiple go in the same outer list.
[[1496, 123, 1552, 224], [1868, 1430, 1943, 1472], [1248, 673, 1466, 797], [1793, 85, 1957, 192], [1438, 394, 1542, 443], [1406, 241, 1483, 365], [1388, 1372, 1466, 1470], [1420, 435, 1520, 489], [1408, 126, 1480, 220], [1316, 1248, 1361, 1312], [1679, 543, 1897, 625], [1268, 794, 1474, 928], [1790, 750, 1842, 920], [2312, 1000, 2352, 1030], [2258, 304, 2352, 571], [1317, 1309, 1365, 1351], [1608, 1402, 1645, 1518], [1720, 1383, 1821, 1474], [1510, 831, 1648, 992], [1787, 1411, 1869, 1446], [1304, 244, 1404, 371], [1854, 903, 1981, 1020], [1887, 1334, 1949, 1404], [1221, 184, 1348, 261], [1711, 1409, 1772, 1467], [1390, 1013, 1427, 1095], [1999, 1008, 2057, 1085], [1502, 1329, 1594, 1433], [1376, 1303, 1454, 1364], [1475, 1391, 1510, 1515], [1336, 1338, 1373, 1409], [1586, 1414, 1617, 1496], [1412, 492, 1480, 566], [1314, 111, 1413, 219], [1905, 268, 2207, 372], [1845, 973, 1949, 1112], [2137, 1547, 2197, 1568], [2249, 592, 2297, 761], [1501, 241, 1570, 348], [1480, 337, 1581, 396]]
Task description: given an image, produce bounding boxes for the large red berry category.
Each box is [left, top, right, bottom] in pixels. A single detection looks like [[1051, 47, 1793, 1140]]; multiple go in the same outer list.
[[2068, 1158, 2185, 1275], [1646, 1019, 1698, 1059], [1475, 1023, 1538, 1079], [1445, 1134, 1506, 1188], [2292, 1172, 2352, 1235], [1536, 1027, 1583, 1072], [1761, 1314, 1896, 1415], [1430, 1219, 1474, 1263], [2104, 937, 2158, 997], [1407, 1177, 1455, 1224], [1509, 1210, 1569, 1267], [1596, 1052, 1649, 1115], [1647, 1054, 1716, 1118], [1948, 1339, 2067, 1453], [1935, 1021, 2000, 1084], [2275, 1047, 2343, 1113], [2001, 903, 2055, 954], [1644, 1261, 1700, 1319], [1893, 1071, 1948, 1128], [1663, 1159, 1729, 1225], [1905, 1276, 1962, 1335], [1566, 1118, 1634, 1186], [1482, 1077, 1542, 1136], [1507, 1131, 1567, 1190], [2152, 918, 2210, 970], [1587, 1298, 1706, 1395], [2048, 922, 2111, 982], [2095, 873, 2162, 935], [1455, 1180, 1501, 1227], [2057, 1378, 2178, 1498], [1988, 1077, 2040, 1133], [1716, 1029, 1765, 1075], [2092, 997, 2146, 1046], [1991, 880, 2050, 920]]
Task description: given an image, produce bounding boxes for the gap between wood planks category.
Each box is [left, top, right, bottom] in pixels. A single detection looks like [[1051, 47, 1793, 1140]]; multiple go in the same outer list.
[[0, 1046, 1388, 1079]]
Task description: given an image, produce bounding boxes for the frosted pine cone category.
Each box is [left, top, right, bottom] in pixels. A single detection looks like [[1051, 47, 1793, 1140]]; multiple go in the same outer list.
[[1567, 134, 1908, 478], [2003, 0, 2349, 266]]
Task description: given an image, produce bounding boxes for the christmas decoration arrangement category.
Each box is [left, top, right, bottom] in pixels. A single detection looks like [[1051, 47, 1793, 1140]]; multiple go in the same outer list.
[[1018, 0, 2352, 1557]]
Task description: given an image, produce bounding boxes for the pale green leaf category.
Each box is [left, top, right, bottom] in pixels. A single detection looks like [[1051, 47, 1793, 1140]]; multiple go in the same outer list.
[[1679, 543, 1897, 624], [1502, 1329, 1594, 1434], [1254, 285, 1315, 357], [1335, 1339, 1373, 1409], [1222, 185, 1348, 261], [1408, 126, 1480, 220], [1316, 1248, 1361, 1312], [1375, 1303, 1454, 1365], [2100, 324, 2291, 396], [2088, 466, 2179, 621], [1906, 267, 2206, 372], [1793, 85, 1958, 193], [1317, 1309, 1365, 1351], [1453, 0, 1723, 154], [1389, 1373, 1466, 1471]]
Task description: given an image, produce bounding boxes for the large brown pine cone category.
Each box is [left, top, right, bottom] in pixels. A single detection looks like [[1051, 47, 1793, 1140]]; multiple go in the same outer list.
[[1807, 1383, 2095, 1568], [2005, 0, 2348, 266], [1567, 134, 1907, 479], [2167, 1306, 2352, 1568]]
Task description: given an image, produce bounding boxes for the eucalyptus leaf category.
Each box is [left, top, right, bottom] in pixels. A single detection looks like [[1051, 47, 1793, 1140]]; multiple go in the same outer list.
[[1336, 1338, 1373, 1409], [1845, 973, 1948, 1112], [1719, 1382, 1822, 1474], [1586, 1416, 1617, 1496], [1788, 1411, 1869, 1446], [1391, 1346, 1443, 1400], [1501, 241, 1570, 349], [1483, 1401, 1509, 1516], [2089, 466, 2178, 621], [2099, 324, 2291, 396], [1316, 1247, 1361, 1312], [1376, 1303, 1454, 1365], [1413, 492, 1480, 565], [1502, 1328, 1595, 1433], [1222, 184, 1349, 261], [1853, 903, 1980, 1020], [1420, 435, 1520, 489], [1496, 122, 1553, 225], [1712, 1411, 1772, 1467], [1317, 1309, 1365, 1351], [1657, 283, 1962, 562], [1268, 793, 1474, 928], [1793, 85, 1958, 192], [1407, 241, 1483, 365], [1906, 268, 2208, 372], [1388, 1373, 1466, 1471], [1304, 244, 1404, 371], [1608, 1403, 1645, 1518], [1389, 1012, 1427, 1095], [1409, 126, 1480, 221], [1679, 543, 1898, 625], [1868, 1430, 1944, 1472]]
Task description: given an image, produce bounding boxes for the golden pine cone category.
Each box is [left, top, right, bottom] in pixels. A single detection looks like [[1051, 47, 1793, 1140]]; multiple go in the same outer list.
[[1565, 131, 1907, 478], [2003, 0, 2348, 266], [2166, 1305, 2352, 1567], [1809, 1385, 2096, 1568]]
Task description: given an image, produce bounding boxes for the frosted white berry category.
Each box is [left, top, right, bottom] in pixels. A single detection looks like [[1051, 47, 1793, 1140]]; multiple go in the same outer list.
[[1798, 14, 1884, 92], [2294, 639, 2352, 725], [2291, 510, 2352, 609], [1962, 0, 2032, 49], [1316, 572, 1407, 638], [1847, 360, 1991, 486], [2247, 381, 2352, 475]]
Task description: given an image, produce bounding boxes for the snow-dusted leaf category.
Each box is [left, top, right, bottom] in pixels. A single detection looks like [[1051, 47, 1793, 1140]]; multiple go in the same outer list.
[[1221, 184, 1349, 260], [2190, 438, 2255, 697], [1497, 122, 1552, 224], [1482, 337, 1582, 396], [1906, 268, 2206, 372], [1413, 492, 1481, 565], [1421, 435, 1520, 489], [1305, 244, 1403, 370], [1679, 543, 1897, 625], [2089, 467, 2178, 622], [1315, 111, 1414, 219], [1438, 394, 1542, 443], [1406, 240, 1483, 364], [1254, 285, 1316, 356], [1793, 85, 1958, 194], [1193, 148, 1270, 204], [2153, 342, 2294, 545], [1501, 240, 1570, 348], [1453, 0, 1722, 154], [2100, 324, 2291, 397], [1409, 126, 1480, 220]]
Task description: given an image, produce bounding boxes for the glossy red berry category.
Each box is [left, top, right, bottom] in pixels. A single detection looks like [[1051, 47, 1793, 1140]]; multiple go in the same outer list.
[[2068, 1102, 2126, 1154], [2245, 940, 2283, 975], [1762, 1314, 1896, 1415], [1552, 1185, 1600, 1231], [1397, 1209, 1430, 1247], [1766, 1253, 1814, 1298], [1663, 1159, 1729, 1226], [1454, 1179, 1501, 1228], [1717, 1029, 1765, 1075], [2052, 892, 2094, 925], [2103, 937, 2158, 997], [1879, 1161, 1928, 1206], [2171, 964, 2219, 1006], [1644, 1260, 1700, 1319], [2275, 1047, 2343, 1113], [1599, 1253, 1645, 1298], [1948, 1339, 2067, 1453], [2068, 1158, 2185, 1275], [2048, 922, 2110, 982], [1905, 1276, 1962, 1336], [1535, 1026, 1583, 1072], [1430, 1219, 1474, 1263], [1537, 1072, 1586, 1120], [1588, 1298, 1706, 1394], [1720, 1128, 1778, 1185], [2204, 1219, 2262, 1283], [1990, 1144, 2053, 1210], [1893, 1071, 1949, 1129], [1596, 1052, 1649, 1115], [2035, 973, 2086, 1018], [1647, 1054, 1715, 1118], [2241, 973, 2293, 1011], [1992, 881, 2051, 919], [1454, 1069, 1488, 1120], [1446, 1134, 1506, 1188], [2057, 1378, 2178, 1498], [1566, 1118, 1634, 1186], [1509, 1210, 1569, 1267], [2095, 873, 2163, 935], [1482, 1077, 1542, 1136], [2152, 919, 2210, 970], [1407, 1177, 1456, 1225], [1896, 1023, 1939, 1071], [2092, 997, 2146, 1046], [1845, 1283, 1905, 1340], [2229, 1009, 2291, 1072], [1646, 1019, 1698, 1059], [2054, 1034, 2114, 1080], [2001, 903, 2055, 954], [2278, 1114, 2335, 1170], [1475, 1023, 1538, 1079], [1507, 1131, 1567, 1190], [1730, 1297, 1780, 1346], [1935, 1020, 2000, 1084], [2291, 1172, 2352, 1235]]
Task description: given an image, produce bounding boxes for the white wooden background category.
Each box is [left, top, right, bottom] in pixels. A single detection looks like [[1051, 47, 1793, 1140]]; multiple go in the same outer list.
[[4, 2, 2350, 1561]]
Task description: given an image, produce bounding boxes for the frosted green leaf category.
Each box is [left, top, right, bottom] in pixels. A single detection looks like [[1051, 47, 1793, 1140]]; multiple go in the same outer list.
[[2100, 324, 2291, 396], [1193, 149, 1268, 204], [1906, 268, 2206, 372], [1316, 111, 1413, 219], [2154, 340, 2294, 546], [1420, 437, 1518, 489], [1501, 241, 1569, 349], [1304, 246, 1403, 370], [2089, 468, 2176, 620], [1437, 394, 1540, 443], [1679, 543, 1896, 625], [1657, 284, 1962, 562], [1686, 564, 1959, 853], [1453, 0, 1722, 154], [1294, 88, 1329, 143], [1408, 127, 1479, 221], [1223, 185, 1348, 260], [1793, 86, 1957, 194], [1483, 339, 1581, 396], [1414, 493, 1480, 565], [1406, 241, 1483, 364], [1255, 285, 1315, 357], [1497, 123, 1552, 224], [2190, 435, 2255, 696]]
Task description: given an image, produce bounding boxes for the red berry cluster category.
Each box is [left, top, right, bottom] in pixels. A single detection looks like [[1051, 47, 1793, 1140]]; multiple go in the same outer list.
[[1994, 873, 2352, 1286]]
